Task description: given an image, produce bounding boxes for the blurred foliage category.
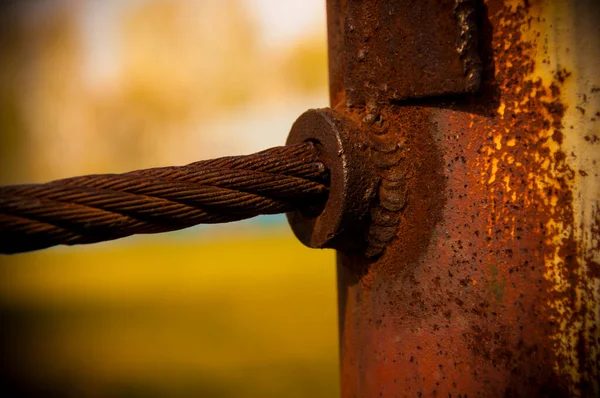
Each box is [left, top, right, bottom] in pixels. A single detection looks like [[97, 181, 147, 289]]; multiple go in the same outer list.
[[0, 1, 334, 396], [0, 0, 328, 181], [0, 5, 30, 184], [119, 0, 259, 119], [283, 35, 328, 94]]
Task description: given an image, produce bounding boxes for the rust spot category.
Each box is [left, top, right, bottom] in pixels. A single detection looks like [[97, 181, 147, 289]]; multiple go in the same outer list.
[[342, 0, 481, 105], [335, 1, 598, 396]]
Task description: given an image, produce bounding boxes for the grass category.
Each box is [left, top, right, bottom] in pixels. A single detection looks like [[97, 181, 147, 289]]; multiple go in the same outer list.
[[0, 232, 339, 397]]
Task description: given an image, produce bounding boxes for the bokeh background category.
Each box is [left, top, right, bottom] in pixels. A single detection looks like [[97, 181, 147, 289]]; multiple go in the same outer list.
[[0, 1, 338, 397]]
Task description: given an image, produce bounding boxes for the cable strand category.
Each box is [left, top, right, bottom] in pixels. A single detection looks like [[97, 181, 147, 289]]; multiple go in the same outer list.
[[0, 142, 328, 254]]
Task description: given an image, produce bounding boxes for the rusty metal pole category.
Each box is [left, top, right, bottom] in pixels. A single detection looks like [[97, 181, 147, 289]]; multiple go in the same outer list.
[[326, 0, 600, 396]]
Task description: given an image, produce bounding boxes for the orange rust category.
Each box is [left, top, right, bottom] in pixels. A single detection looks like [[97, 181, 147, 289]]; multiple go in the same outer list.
[[332, 0, 599, 396]]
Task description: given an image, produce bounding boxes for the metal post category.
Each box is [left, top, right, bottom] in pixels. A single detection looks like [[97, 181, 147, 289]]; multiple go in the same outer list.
[[328, 0, 600, 396]]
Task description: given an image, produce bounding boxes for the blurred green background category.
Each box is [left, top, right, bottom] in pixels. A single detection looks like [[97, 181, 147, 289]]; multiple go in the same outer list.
[[0, 1, 338, 397]]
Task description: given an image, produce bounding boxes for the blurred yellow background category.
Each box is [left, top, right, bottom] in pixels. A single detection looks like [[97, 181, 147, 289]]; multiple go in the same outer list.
[[0, 1, 338, 397]]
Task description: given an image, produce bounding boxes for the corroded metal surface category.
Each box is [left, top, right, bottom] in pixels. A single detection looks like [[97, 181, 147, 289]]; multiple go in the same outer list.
[[286, 109, 377, 252], [343, 0, 481, 105], [330, 0, 600, 396]]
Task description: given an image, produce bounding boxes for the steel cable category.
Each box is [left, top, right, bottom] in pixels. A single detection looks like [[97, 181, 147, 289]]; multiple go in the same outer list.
[[0, 142, 329, 254]]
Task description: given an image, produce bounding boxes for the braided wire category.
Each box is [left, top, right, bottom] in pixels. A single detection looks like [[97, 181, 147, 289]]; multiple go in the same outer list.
[[0, 143, 329, 254]]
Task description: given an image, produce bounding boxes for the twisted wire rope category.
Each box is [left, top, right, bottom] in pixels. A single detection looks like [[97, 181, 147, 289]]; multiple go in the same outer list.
[[0, 143, 329, 254]]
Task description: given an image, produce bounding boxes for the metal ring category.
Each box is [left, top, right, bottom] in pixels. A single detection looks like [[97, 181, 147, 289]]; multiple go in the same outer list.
[[286, 108, 376, 251]]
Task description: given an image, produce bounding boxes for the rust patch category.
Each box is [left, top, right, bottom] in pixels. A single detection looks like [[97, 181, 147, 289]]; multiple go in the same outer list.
[[334, 1, 599, 396], [362, 107, 406, 259], [333, 106, 446, 263], [343, 0, 482, 105]]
